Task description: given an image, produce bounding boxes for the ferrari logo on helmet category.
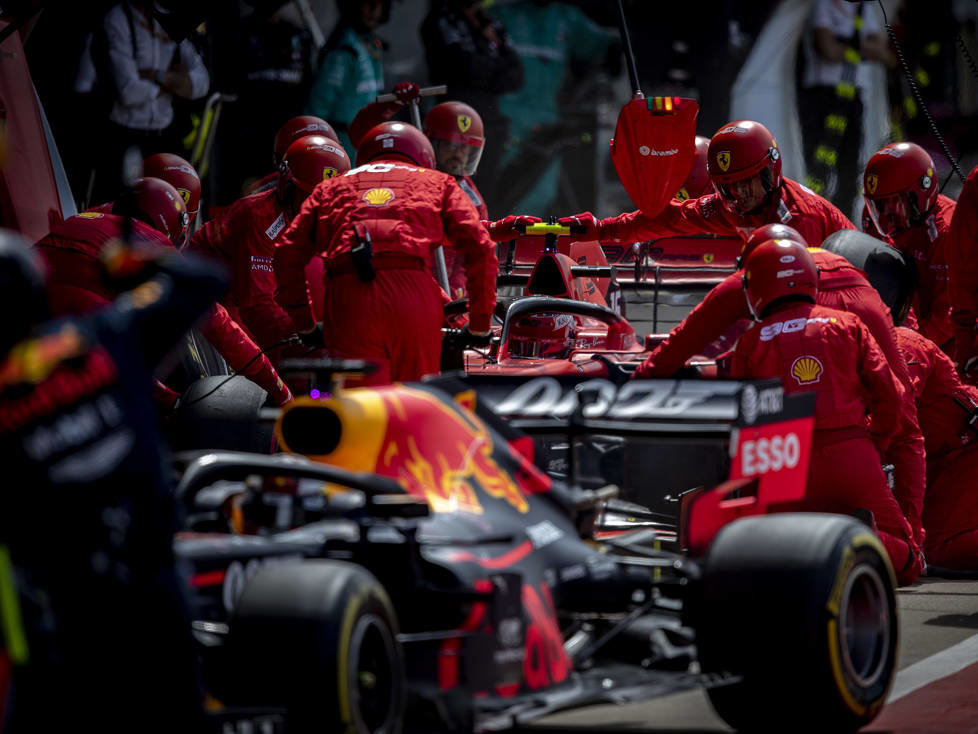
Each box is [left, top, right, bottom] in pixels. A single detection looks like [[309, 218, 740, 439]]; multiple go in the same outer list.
[[791, 355, 823, 385], [322, 167, 338, 180], [717, 151, 731, 172], [177, 188, 191, 205], [866, 174, 879, 195], [457, 115, 471, 133], [363, 187, 395, 206]]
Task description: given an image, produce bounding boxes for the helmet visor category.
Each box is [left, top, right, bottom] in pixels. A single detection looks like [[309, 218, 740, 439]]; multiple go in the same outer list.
[[864, 194, 910, 237], [714, 172, 769, 215], [433, 139, 484, 177]]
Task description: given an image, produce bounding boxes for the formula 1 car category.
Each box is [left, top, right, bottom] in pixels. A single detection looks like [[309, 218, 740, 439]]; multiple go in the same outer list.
[[175, 363, 898, 734]]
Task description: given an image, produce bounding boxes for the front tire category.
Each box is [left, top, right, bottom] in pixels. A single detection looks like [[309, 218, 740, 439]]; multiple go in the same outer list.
[[692, 513, 897, 733], [226, 560, 404, 734]]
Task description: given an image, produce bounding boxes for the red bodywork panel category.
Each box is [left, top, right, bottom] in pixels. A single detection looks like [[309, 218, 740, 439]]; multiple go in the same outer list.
[[0, 22, 64, 241]]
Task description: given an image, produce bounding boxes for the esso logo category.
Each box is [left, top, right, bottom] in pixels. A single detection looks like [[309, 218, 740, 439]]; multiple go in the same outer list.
[[740, 433, 800, 476]]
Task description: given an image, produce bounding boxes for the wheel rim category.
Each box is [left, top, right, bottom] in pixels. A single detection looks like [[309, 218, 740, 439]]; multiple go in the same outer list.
[[348, 613, 400, 733], [838, 562, 891, 689]]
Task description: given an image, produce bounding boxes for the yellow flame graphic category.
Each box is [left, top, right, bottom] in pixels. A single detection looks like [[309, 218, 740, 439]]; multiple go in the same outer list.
[[791, 356, 823, 384]]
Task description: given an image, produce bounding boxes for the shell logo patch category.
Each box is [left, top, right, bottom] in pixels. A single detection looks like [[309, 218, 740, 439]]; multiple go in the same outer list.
[[322, 167, 339, 180], [866, 174, 878, 195], [363, 188, 395, 206], [791, 355, 823, 385], [457, 115, 472, 133], [177, 188, 192, 206], [716, 151, 731, 172]]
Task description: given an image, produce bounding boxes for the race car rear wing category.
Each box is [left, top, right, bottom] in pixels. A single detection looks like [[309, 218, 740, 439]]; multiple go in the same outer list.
[[429, 374, 815, 551]]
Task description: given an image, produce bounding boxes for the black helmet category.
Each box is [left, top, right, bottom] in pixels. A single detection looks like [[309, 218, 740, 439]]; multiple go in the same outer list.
[[820, 229, 915, 326], [0, 229, 48, 354]]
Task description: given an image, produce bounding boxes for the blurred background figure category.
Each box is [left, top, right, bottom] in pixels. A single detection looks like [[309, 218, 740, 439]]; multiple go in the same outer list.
[[798, 0, 895, 219], [306, 0, 391, 155], [421, 0, 523, 211], [74, 0, 210, 207], [489, 0, 619, 217], [216, 0, 317, 199]]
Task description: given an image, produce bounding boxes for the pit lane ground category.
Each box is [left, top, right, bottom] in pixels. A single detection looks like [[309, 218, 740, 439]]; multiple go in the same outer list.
[[523, 576, 978, 733]]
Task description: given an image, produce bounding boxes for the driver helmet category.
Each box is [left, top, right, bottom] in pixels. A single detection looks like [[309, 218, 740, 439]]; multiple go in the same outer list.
[[509, 312, 577, 359]]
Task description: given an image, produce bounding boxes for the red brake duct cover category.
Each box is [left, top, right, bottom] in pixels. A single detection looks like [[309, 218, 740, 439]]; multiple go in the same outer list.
[[609, 97, 699, 219]]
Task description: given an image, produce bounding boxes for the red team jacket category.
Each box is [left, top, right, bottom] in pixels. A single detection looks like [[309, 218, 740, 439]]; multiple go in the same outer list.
[[34, 213, 291, 405], [947, 166, 978, 366], [596, 178, 856, 246], [889, 194, 956, 349], [731, 303, 904, 441], [274, 160, 498, 333], [187, 189, 323, 354]]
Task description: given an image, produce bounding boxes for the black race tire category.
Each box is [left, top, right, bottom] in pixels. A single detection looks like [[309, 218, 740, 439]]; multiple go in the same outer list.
[[226, 560, 404, 734], [692, 513, 897, 733]]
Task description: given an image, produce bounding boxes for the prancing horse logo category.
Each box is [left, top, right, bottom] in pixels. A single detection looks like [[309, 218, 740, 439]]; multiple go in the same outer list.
[[716, 151, 731, 172], [457, 115, 472, 133]]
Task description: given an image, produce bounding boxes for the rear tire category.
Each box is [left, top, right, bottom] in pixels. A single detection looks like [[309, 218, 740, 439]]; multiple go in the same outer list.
[[692, 513, 897, 733], [226, 560, 404, 734]]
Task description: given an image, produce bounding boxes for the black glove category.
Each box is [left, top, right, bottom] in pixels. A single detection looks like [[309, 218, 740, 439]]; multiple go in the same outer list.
[[443, 327, 492, 350], [298, 323, 324, 349]]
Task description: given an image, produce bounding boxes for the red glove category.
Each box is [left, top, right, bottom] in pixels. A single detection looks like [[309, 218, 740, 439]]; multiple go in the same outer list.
[[557, 212, 602, 241], [392, 81, 420, 105], [486, 215, 542, 241]]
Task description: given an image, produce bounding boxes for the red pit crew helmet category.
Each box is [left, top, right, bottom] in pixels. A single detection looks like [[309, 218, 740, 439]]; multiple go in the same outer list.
[[509, 312, 577, 359], [355, 121, 437, 169], [114, 176, 189, 246], [708, 120, 782, 216], [143, 152, 200, 225], [740, 223, 808, 267], [742, 239, 818, 320], [676, 135, 711, 200], [423, 101, 485, 177], [280, 135, 352, 194], [273, 115, 338, 165], [863, 142, 938, 236]]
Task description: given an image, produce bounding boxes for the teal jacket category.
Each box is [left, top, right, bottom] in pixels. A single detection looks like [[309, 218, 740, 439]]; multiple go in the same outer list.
[[306, 25, 384, 155]]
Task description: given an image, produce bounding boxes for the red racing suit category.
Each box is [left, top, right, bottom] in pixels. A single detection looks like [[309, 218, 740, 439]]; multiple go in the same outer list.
[[441, 174, 489, 299], [274, 159, 497, 384], [636, 248, 927, 542], [896, 326, 978, 569], [947, 166, 978, 369], [889, 195, 955, 351], [730, 302, 923, 584], [187, 188, 325, 364], [596, 177, 856, 246], [34, 213, 292, 405]]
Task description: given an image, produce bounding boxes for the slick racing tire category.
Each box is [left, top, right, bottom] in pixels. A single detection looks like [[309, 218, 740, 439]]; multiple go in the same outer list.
[[692, 513, 897, 733], [227, 560, 404, 734]]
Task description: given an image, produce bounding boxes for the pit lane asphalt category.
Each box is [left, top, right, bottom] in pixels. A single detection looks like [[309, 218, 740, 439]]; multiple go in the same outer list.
[[522, 577, 978, 733]]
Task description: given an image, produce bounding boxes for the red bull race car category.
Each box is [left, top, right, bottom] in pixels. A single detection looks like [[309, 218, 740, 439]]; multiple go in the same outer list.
[[174, 363, 898, 734]]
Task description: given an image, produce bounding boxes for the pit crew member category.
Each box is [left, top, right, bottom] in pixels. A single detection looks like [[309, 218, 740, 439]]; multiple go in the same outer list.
[[35, 177, 292, 405], [187, 135, 350, 365], [730, 239, 923, 584], [274, 121, 497, 385], [0, 230, 221, 731], [550, 119, 856, 247], [863, 142, 954, 352]]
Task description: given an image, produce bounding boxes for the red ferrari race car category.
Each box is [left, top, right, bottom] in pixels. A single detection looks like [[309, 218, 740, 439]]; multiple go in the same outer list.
[[174, 362, 898, 734]]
